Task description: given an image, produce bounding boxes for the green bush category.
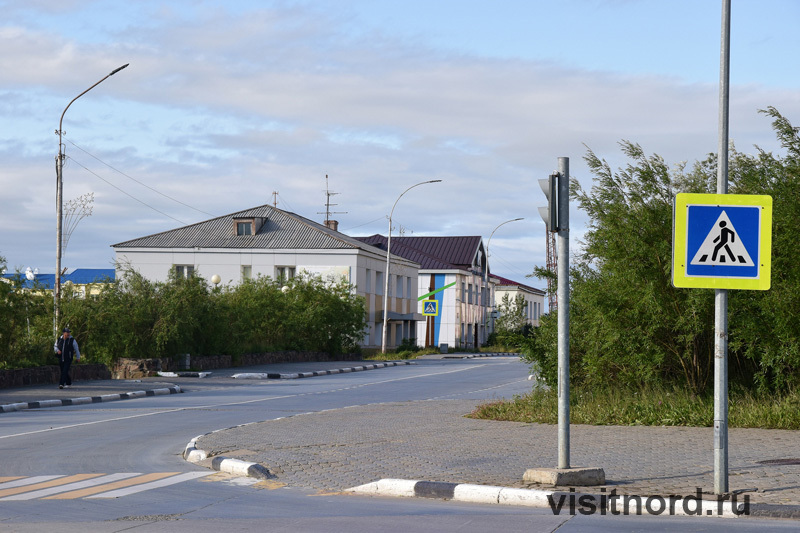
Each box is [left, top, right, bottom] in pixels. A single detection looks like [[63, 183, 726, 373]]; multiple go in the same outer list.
[[3, 264, 367, 368], [522, 108, 800, 395]]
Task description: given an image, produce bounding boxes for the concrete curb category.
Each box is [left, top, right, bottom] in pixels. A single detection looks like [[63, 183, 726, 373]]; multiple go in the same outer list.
[[183, 432, 274, 480], [347, 479, 756, 518], [157, 371, 212, 378], [0, 385, 182, 413], [231, 361, 416, 379], [210, 456, 275, 479], [442, 352, 517, 359]]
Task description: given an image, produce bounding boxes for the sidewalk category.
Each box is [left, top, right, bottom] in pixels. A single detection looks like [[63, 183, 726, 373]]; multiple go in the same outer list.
[[194, 397, 800, 518]]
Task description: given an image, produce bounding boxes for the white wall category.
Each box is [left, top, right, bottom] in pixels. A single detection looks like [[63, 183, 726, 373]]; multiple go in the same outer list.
[[114, 246, 420, 351], [494, 286, 546, 327]]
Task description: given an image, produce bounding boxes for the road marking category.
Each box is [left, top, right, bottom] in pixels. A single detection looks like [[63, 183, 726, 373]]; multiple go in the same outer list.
[[4, 473, 139, 501], [86, 471, 214, 498], [0, 473, 103, 499], [0, 362, 509, 441], [0, 472, 215, 500]]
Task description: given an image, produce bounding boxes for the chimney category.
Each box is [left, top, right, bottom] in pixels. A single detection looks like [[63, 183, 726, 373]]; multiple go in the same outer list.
[[324, 220, 339, 231]]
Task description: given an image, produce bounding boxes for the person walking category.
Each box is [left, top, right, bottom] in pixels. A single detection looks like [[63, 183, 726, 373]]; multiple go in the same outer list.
[[54, 327, 81, 389]]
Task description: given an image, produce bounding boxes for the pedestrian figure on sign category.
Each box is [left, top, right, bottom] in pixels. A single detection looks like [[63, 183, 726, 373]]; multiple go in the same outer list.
[[54, 327, 81, 389], [712, 221, 736, 263]]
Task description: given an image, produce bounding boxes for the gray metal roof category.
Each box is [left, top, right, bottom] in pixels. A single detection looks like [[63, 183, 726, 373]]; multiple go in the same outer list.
[[113, 205, 389, 256]]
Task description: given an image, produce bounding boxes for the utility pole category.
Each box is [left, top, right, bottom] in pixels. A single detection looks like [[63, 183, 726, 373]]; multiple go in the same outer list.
[[55, 63, 128, 336]]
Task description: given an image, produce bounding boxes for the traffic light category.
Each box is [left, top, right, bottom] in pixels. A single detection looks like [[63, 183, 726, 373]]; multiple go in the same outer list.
[[538, 172, 559, 232]]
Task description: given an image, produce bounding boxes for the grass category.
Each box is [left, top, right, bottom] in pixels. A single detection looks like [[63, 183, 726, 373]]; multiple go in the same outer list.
[[363, 346, 441, 361], [469, 384, 800, 430]]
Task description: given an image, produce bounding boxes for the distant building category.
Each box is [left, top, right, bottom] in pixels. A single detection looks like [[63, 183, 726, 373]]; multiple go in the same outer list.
[[111, 205, 422, 351], [355, 235, 492, 350], [492, 275, 546, 328], [1, 268, 115, 297]]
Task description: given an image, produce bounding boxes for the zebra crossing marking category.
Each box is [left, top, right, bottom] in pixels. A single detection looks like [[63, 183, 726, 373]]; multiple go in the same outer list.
[[44, 472, 179, 500], [0, 471, 215, 500], [87, 471, 214, 498]]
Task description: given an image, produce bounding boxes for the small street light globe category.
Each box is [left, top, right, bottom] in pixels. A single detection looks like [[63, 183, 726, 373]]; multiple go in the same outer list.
[[211, 274, 221, 285]]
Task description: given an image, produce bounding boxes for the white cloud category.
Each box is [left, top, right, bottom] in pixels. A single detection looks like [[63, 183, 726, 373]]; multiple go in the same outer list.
[[0, 2, 797, 283]]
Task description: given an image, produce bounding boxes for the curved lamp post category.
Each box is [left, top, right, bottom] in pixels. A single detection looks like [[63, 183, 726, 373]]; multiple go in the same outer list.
[[381, 179, 442, 353], [55, 63, 128, 336], [484, 217, 524, 343]]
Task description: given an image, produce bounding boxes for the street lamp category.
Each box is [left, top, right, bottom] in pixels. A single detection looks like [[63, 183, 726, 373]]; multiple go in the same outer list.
[[484, 217, 524, 343], [55, 63, 128, 336], [381, 179, 442, 353]]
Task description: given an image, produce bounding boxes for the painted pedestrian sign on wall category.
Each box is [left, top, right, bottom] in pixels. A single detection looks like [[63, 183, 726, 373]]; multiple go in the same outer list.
[[673, 193, 772, 290]]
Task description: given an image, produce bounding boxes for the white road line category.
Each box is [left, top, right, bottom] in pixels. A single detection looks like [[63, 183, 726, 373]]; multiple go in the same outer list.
[[0, 473, 141, 501], [0, 363, 501, 441], [86, 471, 214, 498]]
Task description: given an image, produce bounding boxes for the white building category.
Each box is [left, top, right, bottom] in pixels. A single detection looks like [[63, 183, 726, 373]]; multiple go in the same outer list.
[[493, 275, 546, 328], [112, 205, 422, 351], [355, 235, 493, 349]]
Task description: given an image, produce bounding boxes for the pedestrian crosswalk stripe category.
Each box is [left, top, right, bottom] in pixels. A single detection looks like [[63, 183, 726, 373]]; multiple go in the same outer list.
[[3, 473, 138, 501], [47, 472, 179, 500], [87, 471, 214, 498], [0, 474, 103, 499], [0, 472, 215, 500]]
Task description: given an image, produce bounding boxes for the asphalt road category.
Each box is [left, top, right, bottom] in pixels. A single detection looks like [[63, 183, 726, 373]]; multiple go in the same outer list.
[[0, 356, 796, 532]]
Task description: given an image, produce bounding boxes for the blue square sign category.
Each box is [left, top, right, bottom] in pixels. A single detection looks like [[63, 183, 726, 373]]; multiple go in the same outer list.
[[673, 193, 772, 290]]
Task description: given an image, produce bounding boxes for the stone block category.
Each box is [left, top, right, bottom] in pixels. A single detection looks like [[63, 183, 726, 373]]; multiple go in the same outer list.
[[523, 467, 606, 486]]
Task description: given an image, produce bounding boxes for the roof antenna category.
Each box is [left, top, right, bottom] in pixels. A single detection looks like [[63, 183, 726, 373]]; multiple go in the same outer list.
[[317, 174, 346, 231]]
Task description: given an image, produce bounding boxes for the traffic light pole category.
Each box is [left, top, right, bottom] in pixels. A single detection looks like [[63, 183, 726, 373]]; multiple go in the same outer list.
[[556, 156, 570, 469], [528, 157, 604, 486]]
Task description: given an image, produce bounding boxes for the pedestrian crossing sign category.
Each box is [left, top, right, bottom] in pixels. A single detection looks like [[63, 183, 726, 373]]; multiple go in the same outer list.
[[672, 193, 772, 290], [422, 300, 439, 316]]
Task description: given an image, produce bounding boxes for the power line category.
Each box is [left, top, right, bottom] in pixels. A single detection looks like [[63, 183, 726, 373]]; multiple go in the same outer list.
[[276, 192, 296, 213], [67, 156, 188, 225], [66, 140, 215, 217], [342, 215, 387, 232]]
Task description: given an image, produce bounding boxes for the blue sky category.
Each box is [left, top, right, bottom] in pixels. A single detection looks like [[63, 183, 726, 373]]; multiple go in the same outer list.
[[1, 0, 798, 285]]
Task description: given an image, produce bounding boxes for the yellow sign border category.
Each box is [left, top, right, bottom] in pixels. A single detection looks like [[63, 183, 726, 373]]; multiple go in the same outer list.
[[421, 299, 439, 316], [672, 193, 772, 290]]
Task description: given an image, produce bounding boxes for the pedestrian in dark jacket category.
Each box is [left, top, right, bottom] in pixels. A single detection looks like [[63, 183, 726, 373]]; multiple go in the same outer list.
[[54, 327, 81, 389]]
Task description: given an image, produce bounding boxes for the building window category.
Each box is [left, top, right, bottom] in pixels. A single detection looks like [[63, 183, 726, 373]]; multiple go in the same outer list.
[[241, 265, 252, 280], [396, 275, 404, 298], [276, 266, 295, 283], [406, 277, 412, 299], [236, 222, 253, 236], [174, 265, 194, 278], [365, 269, 372, 293], [376, 271, 384, 295]]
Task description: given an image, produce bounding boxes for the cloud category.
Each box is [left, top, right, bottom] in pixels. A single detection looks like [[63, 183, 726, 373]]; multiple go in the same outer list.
[[0, 2, 797, 283]]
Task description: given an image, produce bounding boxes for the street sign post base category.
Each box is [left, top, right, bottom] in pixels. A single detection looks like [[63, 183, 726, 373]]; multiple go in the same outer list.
[[523, 467, 606, 486]]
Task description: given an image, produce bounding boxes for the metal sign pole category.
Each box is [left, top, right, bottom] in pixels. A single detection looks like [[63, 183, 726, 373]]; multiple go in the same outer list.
[[714, 0, 731, 495]]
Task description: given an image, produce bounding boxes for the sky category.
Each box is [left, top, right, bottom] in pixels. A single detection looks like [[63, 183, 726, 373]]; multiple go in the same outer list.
[[1, 0, 798, 288]]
